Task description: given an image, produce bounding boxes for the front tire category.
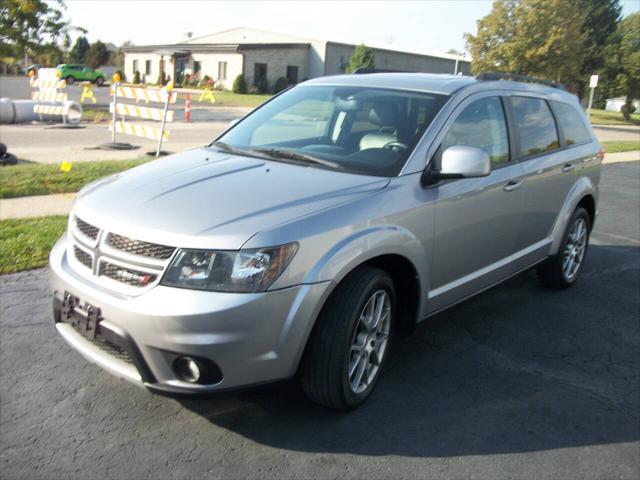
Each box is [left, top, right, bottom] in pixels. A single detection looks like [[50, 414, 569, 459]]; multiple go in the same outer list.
[[95, 76, 105, 86], [538, 207, 590, 288], [300, 266, 395, 411], [65, 75, 74, 85]]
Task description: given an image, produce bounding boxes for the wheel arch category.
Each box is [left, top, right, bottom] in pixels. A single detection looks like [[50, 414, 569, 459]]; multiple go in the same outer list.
[[549, 177, 598, 255]]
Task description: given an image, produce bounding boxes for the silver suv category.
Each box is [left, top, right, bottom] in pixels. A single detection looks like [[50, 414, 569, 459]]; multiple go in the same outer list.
[[49, 73, 602, 410]]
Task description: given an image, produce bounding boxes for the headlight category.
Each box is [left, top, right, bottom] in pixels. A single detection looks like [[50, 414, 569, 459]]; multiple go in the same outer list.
[[160, 243, 298, 293]]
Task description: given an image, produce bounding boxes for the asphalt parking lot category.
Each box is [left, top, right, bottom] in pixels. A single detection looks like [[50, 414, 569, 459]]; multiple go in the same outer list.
[[1, 160, 638, 479]]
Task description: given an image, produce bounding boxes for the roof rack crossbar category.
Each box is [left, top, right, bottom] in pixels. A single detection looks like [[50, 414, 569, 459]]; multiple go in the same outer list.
[[476, 71, 566, 90]]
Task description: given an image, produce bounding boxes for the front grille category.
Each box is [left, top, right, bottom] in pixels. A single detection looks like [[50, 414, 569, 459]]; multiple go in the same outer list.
[[101, 262, 158, 287], [76, 217, 99, 240], [73, 246, 92, 269], [106, 233, 175, 260], [92, 334, 133, 364]]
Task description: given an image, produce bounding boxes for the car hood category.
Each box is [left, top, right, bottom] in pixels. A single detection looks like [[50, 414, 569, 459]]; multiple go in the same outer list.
[[73, 148, 389, 250]]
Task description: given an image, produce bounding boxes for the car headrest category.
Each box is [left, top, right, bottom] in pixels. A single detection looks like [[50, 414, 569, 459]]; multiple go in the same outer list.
[[369, 102, 398, 126]]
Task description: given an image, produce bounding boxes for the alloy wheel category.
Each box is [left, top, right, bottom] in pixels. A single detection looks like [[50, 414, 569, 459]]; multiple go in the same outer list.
[[562, 217, 587, 281], [348, 289, 391, 394]]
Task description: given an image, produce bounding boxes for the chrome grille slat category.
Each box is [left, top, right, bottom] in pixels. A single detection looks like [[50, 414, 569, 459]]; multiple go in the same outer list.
[[101, 261, 158, 287], [70, 216, 173, 290]]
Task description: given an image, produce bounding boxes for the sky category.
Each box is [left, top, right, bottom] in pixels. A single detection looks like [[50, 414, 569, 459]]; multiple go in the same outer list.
[[63, 0, 640, 56]]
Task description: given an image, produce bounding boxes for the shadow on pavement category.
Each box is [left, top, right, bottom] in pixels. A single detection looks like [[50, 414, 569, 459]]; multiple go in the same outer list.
[[179, 243, 639, 458]]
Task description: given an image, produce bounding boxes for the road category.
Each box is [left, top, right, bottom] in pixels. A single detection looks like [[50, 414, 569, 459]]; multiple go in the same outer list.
[[1, 160, 638, 479]]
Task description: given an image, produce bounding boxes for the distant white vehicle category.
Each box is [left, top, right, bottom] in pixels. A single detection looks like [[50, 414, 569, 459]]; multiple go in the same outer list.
[[605, 96, 640, 112]]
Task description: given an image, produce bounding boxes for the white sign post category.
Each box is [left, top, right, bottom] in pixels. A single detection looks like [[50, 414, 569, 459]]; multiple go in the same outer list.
[[587, 74, 598, 118]]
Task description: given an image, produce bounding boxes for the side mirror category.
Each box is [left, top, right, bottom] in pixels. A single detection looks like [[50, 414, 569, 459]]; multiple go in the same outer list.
[[422, 146, 491, 186]]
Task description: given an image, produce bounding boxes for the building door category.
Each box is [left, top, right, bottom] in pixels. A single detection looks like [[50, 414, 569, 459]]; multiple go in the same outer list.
[[286, 65, 299, 84], [175, 56, 187, 84]]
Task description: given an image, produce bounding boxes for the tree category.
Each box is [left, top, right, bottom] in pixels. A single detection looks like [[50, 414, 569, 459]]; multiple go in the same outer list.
[[609, 13, 640, 119], [109, 40, 133, 69], [0, 0, 83, 60], [68, 36, 90, 63], [465, 0, 587, 84], [347, 44, 375, 73], [85, 40, 110, 69]]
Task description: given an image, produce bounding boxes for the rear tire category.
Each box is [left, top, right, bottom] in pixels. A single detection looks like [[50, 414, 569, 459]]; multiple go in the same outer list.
[[300, 266, 395, 411], [538, 207, 590, 289], [65, 75, 74, 85]]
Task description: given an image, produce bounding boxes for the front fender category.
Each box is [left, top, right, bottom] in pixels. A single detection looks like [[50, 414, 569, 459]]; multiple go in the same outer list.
[[549, 175, 598, 255], [305, 224, 426, 284]]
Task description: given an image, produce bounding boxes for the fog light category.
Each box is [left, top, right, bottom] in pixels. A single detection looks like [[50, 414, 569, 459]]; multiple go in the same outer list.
[[174, 356, 201, 383]]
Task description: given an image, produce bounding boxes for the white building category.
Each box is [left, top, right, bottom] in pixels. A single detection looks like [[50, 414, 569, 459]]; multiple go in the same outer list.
[[123, 27, 471, 91], [605, 96, 640, 112]]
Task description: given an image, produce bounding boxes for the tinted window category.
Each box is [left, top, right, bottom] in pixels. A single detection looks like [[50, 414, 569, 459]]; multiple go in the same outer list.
[[441, 96, 509, 165], [511, 97, 559, 157], [552, 101, 591, 146]]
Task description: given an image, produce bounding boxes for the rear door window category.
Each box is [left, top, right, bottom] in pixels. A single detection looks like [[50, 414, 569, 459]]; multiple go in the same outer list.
[[510, 97, 560, 157], [552, 101, 592, 146]]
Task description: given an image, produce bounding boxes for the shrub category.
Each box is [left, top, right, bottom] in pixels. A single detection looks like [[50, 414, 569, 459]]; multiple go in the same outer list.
[[253, 79, 268, 94], [133, 70, 141, 84], [156, 72, 166, 85], [232, 74, 248, 94], [181, 74, 189, 88], [274, 76, 288, 93]]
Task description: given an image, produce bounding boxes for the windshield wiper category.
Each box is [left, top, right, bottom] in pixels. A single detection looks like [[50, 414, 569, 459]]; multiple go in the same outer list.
[[210, 141, 273, 160], [254, 148, 343, 170]]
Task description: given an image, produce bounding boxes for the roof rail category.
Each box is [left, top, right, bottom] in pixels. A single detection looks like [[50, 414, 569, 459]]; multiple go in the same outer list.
[[353, 68, 410, 74], [476, 71, 566, 90]]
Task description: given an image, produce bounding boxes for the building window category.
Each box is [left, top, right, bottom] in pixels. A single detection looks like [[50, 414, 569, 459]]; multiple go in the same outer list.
[[133, 60, 138, 73], [218, 61, 227, 80], [254, 62, 267, 85], [193, 61, 201, 74], [286, 65, 299, 84], [145, 60, 151, 75]]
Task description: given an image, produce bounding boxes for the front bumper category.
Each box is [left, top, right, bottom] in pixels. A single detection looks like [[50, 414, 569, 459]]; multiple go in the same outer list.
[[49, 237, 332, 393]]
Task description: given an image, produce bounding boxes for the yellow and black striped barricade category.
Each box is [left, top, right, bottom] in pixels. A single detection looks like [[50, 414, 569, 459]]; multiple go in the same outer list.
[[108, 80, 176, 157], [30, 68, 73, 123]]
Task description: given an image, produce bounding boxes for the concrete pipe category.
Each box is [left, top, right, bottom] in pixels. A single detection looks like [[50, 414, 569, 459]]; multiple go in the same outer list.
[[0, 98, 83, 125]]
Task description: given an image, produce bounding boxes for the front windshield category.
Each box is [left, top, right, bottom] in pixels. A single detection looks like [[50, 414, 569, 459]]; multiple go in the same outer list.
[[216, 85, 449, 176]]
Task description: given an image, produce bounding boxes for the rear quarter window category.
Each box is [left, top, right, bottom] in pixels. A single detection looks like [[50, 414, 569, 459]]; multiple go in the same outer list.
[[552, 101, 592, 146], [510, 96, 560, 157]]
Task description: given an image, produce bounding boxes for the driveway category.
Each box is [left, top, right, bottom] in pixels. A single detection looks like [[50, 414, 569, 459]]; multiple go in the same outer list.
[[0, 161, 638, 479]]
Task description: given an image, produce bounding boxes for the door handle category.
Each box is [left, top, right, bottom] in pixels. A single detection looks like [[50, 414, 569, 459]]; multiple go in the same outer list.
[[503, 180, 522, 192], [562, 163, 575, 173]]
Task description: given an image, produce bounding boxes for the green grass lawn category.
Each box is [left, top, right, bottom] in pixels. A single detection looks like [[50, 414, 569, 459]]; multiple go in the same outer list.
[[0, 216, 67, 274], [589, 108, 640, 126], [0, 159, 149, 199], [187, 89, 271, 108], [601, 140, 640, 153]]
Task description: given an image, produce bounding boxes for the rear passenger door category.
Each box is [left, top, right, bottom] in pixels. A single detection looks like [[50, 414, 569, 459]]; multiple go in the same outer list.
[[507, 95, 580, 251]]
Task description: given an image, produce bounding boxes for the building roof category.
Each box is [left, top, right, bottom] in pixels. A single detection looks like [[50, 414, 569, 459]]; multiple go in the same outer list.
[[124, 27, 470, 63]]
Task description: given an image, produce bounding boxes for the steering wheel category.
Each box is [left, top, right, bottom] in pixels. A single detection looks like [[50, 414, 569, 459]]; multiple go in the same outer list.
[[382, 141, 409, 152]]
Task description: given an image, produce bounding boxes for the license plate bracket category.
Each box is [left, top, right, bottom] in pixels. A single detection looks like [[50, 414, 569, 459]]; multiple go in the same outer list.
[[61, 292, 102, 340]]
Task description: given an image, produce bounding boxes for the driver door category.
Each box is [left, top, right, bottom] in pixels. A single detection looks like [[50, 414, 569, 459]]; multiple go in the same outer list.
[[427, 93, 525, 313]]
